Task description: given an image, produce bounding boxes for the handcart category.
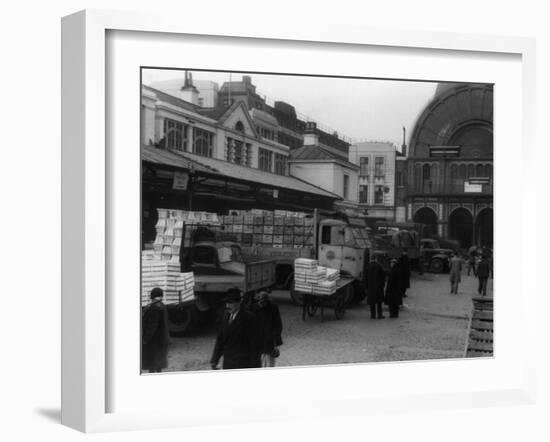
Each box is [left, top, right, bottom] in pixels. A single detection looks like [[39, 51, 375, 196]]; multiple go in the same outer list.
[[299, 277, 355, 322]]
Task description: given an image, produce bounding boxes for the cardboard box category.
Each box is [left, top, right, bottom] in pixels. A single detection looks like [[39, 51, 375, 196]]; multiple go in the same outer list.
[[283, 236, 293, 245], [294, 217, 304, 226], [273, 235, 283, 244], [242, 233, 253, 245], [253, 225, 263, 234], [263, 225, 274, 234], [273, 225, 284, 235], [284, 217, 295, 226], [253, 234, 263, 244], [243, 225, 253, 233], [233, 224, 243, 233], [274, 216, 284, 225], [253, 216, 264, 224], [284, 226, 294, 236], [294, 235, 304, 245], [262, 234, 273, 244], [244, 214, 254, 224], [263, 216, 274, 225]]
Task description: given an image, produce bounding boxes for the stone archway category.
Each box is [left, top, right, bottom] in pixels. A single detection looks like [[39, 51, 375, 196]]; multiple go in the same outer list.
[[448, 207, 474, 248], [413, 207, 438, 238], [475, 208, 493, 248]]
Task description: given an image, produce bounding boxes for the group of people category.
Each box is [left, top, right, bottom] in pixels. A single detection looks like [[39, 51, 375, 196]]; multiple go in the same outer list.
[[210, 288, 283, 370], [141, 286, 284, 373], [366, 250, 411, 319], [450, 246, 493, 296]]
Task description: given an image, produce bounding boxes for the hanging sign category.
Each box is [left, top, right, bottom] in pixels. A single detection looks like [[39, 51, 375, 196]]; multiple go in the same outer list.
[[464, 182, 482, 193], [172, 171, 189, 190]]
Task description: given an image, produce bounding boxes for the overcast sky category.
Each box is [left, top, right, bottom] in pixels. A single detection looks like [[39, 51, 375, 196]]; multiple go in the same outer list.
[[142, 68, 438, 147]]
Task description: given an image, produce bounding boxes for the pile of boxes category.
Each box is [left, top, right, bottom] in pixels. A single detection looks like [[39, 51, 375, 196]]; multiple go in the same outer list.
[[222, 209, 314, 248], [294, 258, 340, 295], [142, 208, 204, 306], [154, 209, 221, 260]]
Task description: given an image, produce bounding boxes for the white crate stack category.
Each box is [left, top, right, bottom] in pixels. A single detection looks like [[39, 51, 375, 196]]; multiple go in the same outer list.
[[143, 208, 205, 306], [294, 258, 340, 295]]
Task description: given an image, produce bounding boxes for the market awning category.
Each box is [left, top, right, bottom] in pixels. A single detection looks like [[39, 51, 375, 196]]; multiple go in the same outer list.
[[142, 145, 341, 200]]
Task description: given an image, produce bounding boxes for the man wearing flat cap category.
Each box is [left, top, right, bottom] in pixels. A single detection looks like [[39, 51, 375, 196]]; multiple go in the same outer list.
[[142, 287, 170, 373], [210, 288, 257, 370]]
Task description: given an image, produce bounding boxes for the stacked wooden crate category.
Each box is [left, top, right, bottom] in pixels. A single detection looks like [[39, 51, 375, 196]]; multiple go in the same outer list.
[[464, 296, 494, 357], [222, 209, 314, 249]]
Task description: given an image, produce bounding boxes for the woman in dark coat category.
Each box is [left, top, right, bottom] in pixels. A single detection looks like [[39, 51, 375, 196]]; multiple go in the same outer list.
[[385, 259, 403, 318], [366, 256, 386, 319], [142, 287, 170, 373]]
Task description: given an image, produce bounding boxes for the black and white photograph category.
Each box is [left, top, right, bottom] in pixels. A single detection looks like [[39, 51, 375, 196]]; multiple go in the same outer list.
[[140, 68, 494, 374]]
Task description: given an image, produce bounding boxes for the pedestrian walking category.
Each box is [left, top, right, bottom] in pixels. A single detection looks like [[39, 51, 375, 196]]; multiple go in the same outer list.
[[397, 248, 411, 298], [210, 288, 257, 370], [384, 259, 403, 318], [467, 245, 478, 276], [449, 252, 463, 295], [476, 255, 491, 296], [251, 290, 283, 368], [367, 255, 386, 319], [142, 287, 170, 373]]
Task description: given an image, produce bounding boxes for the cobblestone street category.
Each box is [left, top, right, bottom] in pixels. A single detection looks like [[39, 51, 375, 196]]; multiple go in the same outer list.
[[165, 271, 492, 372]]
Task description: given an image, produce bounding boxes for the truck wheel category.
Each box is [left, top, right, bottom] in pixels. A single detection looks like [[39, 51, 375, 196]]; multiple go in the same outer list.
[[167, 304, 198, 337], [430, 258, 445, 274]]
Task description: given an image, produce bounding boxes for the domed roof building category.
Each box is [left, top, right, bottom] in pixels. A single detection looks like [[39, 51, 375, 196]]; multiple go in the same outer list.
[[405, 83, 493, 248]]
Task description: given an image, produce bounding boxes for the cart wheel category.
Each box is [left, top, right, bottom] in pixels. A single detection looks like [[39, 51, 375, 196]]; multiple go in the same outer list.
[[334, 296, 346, 320], [307, 303, 318, 317]]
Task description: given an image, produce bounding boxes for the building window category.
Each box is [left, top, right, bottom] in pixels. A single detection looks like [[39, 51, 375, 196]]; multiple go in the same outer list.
[[359, 185, 368, 204], [450, 164, 458, 179], [235, 121, 245, 133], [343, 174, 349, 200], [193, 127, 214, 157], [274, 153, 287, 176], [476, 164, 484, 177], [374, 157, 385, 178], [197, 97, 204, 107], [459, 164, 466, 178], [163, 118, 188, 151], [258, 148, 273, 172], [467, 164, 475, 178], [360, 157, 369, 177], [374, 185, 384, 204]]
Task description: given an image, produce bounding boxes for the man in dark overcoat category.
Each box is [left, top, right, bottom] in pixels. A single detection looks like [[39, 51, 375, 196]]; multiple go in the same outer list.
[[384, 259, 403, 318], [251, 290, 283, 368], [142, 287, 170, 373], [366, 256, 386, 319], [397, 248, 411, 298], [476, 255, 491, 296], [211, 288, 257, 370]]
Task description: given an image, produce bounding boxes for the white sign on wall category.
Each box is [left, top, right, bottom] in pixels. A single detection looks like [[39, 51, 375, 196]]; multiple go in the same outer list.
[[464, 182, 482, 193]]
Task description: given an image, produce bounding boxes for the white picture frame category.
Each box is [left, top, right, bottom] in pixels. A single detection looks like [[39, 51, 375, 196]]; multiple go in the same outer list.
[[61, 9, 537, 433]]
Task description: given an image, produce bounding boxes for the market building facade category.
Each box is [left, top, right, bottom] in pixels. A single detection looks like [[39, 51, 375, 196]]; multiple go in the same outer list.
[[140, 83, 342, 244], [405, 83, 494, 248]]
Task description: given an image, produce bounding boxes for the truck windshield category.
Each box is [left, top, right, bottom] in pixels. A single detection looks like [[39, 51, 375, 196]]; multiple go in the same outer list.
[[217, 246, 244, 264]]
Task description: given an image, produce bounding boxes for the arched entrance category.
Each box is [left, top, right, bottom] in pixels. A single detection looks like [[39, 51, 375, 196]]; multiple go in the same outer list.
[[475, 208, 493, 248], [448, 208, 473, 248], [413, 207, 438, 237]]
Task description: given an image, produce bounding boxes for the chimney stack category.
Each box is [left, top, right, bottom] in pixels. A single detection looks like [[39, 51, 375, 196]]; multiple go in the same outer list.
[[303, 122, 319, 146], [179, 70, 199, 105], [401, 126, 407, 157]]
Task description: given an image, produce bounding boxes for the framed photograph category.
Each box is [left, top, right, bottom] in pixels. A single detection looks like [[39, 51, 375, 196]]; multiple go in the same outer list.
[[62, 9, 536, 433]]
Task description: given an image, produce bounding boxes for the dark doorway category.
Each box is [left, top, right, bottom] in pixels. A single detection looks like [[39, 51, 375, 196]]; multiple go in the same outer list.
[[475, 208, 493, 248], [448, 208, 473, 248], [413, 207, 438, 237]]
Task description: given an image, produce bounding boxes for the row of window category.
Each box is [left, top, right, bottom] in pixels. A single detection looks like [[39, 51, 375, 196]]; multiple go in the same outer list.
[[164, 119, 214, 157], [359, 185, 386, 205], [164, 118, 287, 175], [359, 156, 386, 178], [258, 148, 287, 175], [415, 162, 493, 182]]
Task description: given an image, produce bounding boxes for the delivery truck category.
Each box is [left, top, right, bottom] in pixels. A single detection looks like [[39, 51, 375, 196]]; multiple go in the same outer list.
[[146, 210, 276, 336], [220, 209, 372, 305]]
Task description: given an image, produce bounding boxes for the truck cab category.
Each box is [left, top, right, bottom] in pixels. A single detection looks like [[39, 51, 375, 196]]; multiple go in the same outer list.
[[317, 219, 370, 303]]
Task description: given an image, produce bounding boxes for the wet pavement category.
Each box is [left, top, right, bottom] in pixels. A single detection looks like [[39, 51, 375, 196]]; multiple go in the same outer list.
[[164, 271, 493, 372]]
